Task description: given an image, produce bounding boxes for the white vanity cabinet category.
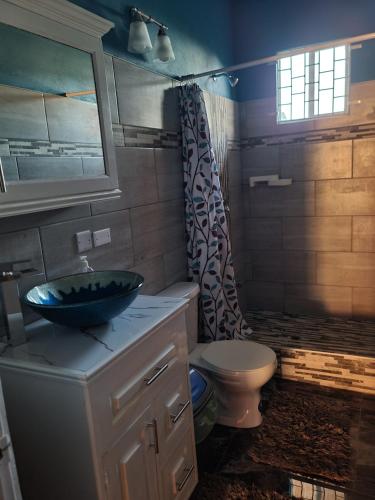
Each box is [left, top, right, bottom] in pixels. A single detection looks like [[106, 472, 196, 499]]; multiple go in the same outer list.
[[0, 296, 198, 500]]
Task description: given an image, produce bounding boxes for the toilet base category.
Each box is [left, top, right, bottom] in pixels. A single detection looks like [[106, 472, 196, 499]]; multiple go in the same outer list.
[[215, 387, 263, 428]]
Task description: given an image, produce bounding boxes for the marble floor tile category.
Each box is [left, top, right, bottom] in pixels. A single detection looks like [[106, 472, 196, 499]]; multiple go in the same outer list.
[[192, 380, 375, 500]]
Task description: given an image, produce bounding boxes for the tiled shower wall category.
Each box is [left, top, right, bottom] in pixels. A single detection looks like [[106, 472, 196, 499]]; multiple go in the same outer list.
[[240, 81, 375, 319], [0, 55, 240, 332]]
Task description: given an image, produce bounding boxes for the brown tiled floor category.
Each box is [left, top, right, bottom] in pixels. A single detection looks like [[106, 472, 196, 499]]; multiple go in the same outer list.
[[192, 380, 375, 499]]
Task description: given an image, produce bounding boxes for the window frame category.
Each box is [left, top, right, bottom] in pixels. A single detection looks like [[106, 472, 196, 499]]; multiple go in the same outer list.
[[276, 44, 351, 124]]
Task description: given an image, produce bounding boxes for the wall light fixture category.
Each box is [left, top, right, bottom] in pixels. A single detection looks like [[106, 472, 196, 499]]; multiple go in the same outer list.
[[128, 7, 174, 62]]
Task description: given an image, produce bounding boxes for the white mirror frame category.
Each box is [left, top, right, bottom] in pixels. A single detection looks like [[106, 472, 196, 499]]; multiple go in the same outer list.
[[0, 0, 121, 217]]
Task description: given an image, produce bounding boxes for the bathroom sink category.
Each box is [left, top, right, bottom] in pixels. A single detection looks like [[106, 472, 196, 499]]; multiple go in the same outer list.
[[22, 271, 144, 328]]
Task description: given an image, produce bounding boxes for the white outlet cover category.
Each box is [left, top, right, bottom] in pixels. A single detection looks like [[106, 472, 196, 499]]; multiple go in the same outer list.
[[93, 228, 111, 247], [76, 230, 92, 253]]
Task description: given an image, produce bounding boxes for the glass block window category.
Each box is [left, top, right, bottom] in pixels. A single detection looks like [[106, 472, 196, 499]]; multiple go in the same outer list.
[[277, 45, 350, 122]]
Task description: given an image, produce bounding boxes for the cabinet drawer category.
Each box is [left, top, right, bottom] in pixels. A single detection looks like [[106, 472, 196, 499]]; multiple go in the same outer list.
[[159, 428, 197, 500], [88, 312, 188, 452], [156, 368, 194, 460]]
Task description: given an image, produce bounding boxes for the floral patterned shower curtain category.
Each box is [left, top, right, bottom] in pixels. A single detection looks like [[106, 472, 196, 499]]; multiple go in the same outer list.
[[179, 83, 252, 342]]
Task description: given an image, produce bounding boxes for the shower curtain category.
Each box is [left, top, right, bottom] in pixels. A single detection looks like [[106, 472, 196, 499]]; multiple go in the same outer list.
[[179, 83, 251, 342]]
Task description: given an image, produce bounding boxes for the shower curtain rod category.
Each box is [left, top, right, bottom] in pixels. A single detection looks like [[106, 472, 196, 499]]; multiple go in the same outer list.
[[177, 32, 375, 82]]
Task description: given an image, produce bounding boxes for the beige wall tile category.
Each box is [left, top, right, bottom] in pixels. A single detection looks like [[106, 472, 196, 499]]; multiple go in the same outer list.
[[284, 251, 316, 284], [285, 284, 352, 316], [113, 58, 177, 130], [40, 211, 133, 279], [130, 199, 184, 237], [240, 98, 277, 138], [315, 81, 375, 130], [0, 205, 91, 234], [230, 221, 245, 259], [0, 85, 48, 140], [250, 250, 316, 284], [284, 216, 352, 251], [154, 148, 183, 202], [0, 228, 44, 277], [91, 147, 158, 215], [353, 216, 375, 252], [316, 178, 375, 216], [229, 189, 244, 221], [353, 138, 375, 178], [352, 288, 375, 318], [133, 224, 185, 265], [240, 82, 375, 139], [227, 150, 242, 189], [129, 256, 166, 295], [250, 181, 315, 217], [250, 251, 284, 283], [239, 97, 314, 138], [241, 146, 279, 183], [246, 281, 284, 311], [163, 246, 187, 287], [44, 94, 102, 144], [17, 157, 84, 180], [317, 252, 375, 287], [280, 141, 352, 181], [245, 217, 282, 250]]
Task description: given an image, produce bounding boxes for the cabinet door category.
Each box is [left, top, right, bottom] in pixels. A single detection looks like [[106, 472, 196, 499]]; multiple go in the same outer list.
[[102, 405, 159, 500], [159, 428, 197, 500], [155, 366, 193, 460], [0, 381, 22, 500]]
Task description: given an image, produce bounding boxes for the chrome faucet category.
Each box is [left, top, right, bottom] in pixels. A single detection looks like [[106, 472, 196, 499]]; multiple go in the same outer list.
[[0, 260, 36, 347]]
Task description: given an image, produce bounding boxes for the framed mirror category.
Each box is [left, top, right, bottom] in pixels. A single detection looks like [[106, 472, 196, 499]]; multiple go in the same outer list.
[[0, 0, 120, 217]]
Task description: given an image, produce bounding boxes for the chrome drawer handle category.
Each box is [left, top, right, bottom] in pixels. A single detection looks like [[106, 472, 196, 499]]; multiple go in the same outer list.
[[177, 465, 194, 492], [0, 159, 7, 193], [147, 418, 160, 454], [144, 363, 169, 386], [170, 400, 190, 424]]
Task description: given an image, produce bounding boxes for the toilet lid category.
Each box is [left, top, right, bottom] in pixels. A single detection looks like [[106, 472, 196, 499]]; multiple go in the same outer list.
[[201, 340, 276, 373]]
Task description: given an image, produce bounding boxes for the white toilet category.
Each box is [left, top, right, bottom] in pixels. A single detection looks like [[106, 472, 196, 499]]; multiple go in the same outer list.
[[157, 282, 277, 428]]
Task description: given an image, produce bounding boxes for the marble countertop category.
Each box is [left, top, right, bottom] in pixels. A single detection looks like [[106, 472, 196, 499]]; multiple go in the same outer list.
[[0, 295, 188, 380]]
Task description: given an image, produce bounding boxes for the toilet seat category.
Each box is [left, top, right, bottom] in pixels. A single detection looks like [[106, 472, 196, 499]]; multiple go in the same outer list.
[[201, 340, 276, 374]]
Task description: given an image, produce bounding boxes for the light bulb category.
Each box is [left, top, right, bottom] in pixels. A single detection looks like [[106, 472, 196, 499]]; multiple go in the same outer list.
[[128, 11, 152, 54], [154, 28, 175, 63]]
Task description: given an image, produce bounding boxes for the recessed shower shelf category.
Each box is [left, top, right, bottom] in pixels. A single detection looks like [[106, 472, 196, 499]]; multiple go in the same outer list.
[[249, 174, 292, 187]]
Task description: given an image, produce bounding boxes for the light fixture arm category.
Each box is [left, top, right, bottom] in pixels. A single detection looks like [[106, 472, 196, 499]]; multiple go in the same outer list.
[[130, 7, 168, 31]]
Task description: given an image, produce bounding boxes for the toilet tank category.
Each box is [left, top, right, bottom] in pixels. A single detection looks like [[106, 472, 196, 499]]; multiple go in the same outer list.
[[157, 282, 200, 352]]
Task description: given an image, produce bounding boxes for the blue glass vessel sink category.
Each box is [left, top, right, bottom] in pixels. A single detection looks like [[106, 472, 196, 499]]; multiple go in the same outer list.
[[23, 271, 144, 328]]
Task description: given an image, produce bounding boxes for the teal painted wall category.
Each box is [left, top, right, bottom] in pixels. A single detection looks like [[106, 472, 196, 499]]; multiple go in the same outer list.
[[4, 0, 372, 104], [70, 0, 235, 98], [233, 0, 375, 101]]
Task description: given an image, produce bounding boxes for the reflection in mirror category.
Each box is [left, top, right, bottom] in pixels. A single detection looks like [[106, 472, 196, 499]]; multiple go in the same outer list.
[[0, 22, 105, 182]]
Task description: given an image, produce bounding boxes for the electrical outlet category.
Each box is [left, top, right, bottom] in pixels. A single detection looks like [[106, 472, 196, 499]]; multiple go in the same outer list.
[[76, 230, 92, 253], [93, 228, 111, 247]]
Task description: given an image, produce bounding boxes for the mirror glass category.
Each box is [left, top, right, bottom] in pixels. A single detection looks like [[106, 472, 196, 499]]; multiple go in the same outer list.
[[0, 22, 105, 183]]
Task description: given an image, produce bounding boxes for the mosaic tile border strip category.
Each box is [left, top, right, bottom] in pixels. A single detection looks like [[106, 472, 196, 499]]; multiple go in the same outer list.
[[112, 124, 181, 149], [246, 310, 375, 394], [112, 124, 241, 151], [277, 348, 375, 395], [0, 138, 102, 157], [228, 139, 241, 151], [241, 122, 375, 149]]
